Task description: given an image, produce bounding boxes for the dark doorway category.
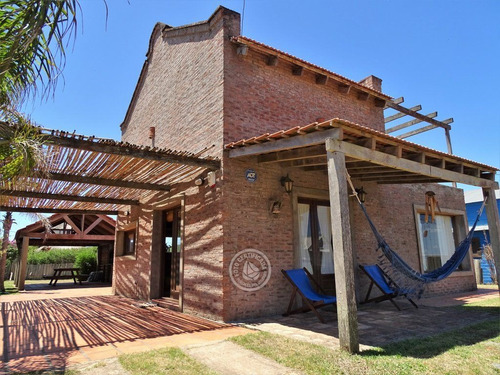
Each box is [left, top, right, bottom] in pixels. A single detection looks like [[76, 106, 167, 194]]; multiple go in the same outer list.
[[161, 207, 182, 298]]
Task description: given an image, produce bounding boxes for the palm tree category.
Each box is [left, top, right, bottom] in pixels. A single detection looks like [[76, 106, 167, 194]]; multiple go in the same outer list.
[[0, 0, 81, 290], [0, 212, 13, 291]]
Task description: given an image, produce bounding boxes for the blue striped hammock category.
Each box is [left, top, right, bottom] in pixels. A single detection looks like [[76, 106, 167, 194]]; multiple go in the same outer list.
[[357, 198, 486, 298]]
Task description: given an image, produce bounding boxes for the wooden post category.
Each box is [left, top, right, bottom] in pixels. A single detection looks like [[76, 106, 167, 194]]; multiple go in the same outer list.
[[17, 236, 29, 291], [326, 138, 359, 353], [482, 187, 500, 293], [444, 128, 458, 188]]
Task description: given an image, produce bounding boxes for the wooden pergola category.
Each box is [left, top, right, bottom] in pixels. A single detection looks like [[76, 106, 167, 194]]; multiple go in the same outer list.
[[226, 118, 500, 353], [14, 213, 116, 289], [0, 127, 220, 290]]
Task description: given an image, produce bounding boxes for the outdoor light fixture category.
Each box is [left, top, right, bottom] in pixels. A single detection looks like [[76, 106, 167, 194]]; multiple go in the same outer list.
[[194, 177, 204, 186], [355, 187, 367, 203], [280, 174, 294, 194]]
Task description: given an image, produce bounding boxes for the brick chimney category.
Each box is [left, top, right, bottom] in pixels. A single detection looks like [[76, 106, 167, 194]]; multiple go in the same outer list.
[[359, 75, 382, 92]]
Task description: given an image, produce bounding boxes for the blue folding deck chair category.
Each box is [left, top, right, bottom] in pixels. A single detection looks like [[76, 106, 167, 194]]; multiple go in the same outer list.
[[281, 268, 336, 323], [359, 264, 418, 310]]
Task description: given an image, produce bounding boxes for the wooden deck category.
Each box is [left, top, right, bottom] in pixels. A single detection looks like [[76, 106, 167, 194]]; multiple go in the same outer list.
[[1, 295, 227, 363]]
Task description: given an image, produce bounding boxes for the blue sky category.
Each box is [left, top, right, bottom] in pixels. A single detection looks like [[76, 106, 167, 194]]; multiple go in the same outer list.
[[8, 0, 500, 235]]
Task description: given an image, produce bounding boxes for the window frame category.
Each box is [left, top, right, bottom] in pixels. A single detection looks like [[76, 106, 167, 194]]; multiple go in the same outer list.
[[413, 204, 473, 276], [115, 220, 139, 259]]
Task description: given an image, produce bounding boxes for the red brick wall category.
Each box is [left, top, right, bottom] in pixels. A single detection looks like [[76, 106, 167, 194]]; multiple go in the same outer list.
[[112, 178, 225, 320], [221, 162, 474, 320], [223, 41, 385, 144], [115, 8, 238, 320], [121, 7, 241, 158], [222, 155, 330, 320], [352, 182, 475, 300]]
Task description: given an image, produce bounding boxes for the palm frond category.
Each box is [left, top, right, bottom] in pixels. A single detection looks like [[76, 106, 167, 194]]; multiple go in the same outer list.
[[0, 108, 48, 185], [0, 0, 81, 105]]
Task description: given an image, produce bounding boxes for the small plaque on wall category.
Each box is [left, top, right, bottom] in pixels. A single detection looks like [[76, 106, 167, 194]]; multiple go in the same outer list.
[[245, 169, 257, 182]]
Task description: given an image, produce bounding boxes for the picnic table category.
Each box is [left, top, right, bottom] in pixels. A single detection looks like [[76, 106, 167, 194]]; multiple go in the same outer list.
[[49, 267, 83, 286]]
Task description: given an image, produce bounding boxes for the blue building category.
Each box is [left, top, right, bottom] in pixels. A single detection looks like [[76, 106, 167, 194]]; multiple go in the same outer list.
[[464, 189, 500, 284]]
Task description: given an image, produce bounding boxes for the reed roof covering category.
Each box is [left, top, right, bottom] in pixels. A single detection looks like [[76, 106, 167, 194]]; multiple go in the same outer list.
[[0, 126, 220, 214]]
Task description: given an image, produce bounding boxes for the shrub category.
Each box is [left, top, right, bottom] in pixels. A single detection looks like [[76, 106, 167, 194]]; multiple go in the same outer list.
[[27, 247, 97, 265], [74, 247, 98, 275]]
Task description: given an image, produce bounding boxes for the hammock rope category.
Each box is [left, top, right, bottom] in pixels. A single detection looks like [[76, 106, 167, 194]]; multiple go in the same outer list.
[[346, 172, 487, 297]]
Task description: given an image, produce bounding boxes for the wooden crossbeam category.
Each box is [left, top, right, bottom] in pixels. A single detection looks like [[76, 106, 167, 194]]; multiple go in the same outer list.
[[46, 172, 171, 191], [280, 156, 327, 168], [62, 214, 82, 235], [325, 138, 498, 188], [257, 145, 327, 164], [83, 217, 103, 235], [44, 134, 220, 170], [386, 111, 437, 133], [384, 105, 422, 123], [1, 190, 139, 205], [230, 128, 342, 158], [0, 207, 119, 215], [389, 97, 404, 106], [398, 118, 453, 139], [385, 101, 452, 130], [26, 233, 115, 241]]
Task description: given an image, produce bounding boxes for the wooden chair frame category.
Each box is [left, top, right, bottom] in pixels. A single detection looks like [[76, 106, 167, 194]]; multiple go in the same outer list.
[[281, 267, 336, 324], [359, 264, 418, 310]]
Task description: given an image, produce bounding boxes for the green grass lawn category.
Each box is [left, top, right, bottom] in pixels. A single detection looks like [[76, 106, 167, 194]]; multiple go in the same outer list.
[[119, 347, 217, 375], [230, 298, 500, 375], [1, 279, 49, 295]]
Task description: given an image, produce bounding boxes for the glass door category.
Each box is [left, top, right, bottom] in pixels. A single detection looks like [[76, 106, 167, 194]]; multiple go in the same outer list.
[[297, 198, 335, 295], [163, 207, 182, 298]]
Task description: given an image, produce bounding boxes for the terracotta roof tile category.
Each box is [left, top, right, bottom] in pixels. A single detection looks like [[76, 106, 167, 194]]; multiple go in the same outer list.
[[232, 36, 392, 100], [225, 118, 498, 172]]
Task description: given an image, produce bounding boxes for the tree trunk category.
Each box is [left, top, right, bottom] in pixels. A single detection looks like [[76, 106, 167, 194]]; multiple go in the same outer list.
[[0, 212, 13, 292]]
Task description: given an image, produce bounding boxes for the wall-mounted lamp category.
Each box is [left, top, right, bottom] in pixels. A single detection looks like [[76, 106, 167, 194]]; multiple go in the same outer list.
[[194, 177, 204, 186], [280, 174, 294, 194], [355, 187, 367, 203]]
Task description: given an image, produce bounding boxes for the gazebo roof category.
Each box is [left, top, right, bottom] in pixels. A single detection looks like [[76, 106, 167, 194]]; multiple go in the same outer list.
[[15, 213, 116, 246]]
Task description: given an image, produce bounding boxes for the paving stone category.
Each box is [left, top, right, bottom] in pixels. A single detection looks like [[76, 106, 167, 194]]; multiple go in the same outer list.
[[184, 341, 303, 375]]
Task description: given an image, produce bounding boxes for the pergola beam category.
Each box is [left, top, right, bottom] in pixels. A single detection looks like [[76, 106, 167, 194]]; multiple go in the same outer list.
[[327, 139, 498, 188], [386, 111, 436, 133], [229, 128, 342, 158], [45, 172, 171, 191], [385, 101, 452, 131], [384, 105, 422, 123], [1, 190, 139, 206], [398, 118, 453, 139], [0, 206, 119, 215], [44, 134, 220, 170]]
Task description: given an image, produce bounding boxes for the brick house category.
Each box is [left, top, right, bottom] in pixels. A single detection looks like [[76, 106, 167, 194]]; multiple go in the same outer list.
[[113, 6, 499, 348]]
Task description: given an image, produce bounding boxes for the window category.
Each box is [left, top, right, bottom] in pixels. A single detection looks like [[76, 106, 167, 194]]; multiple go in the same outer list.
[[116, 220, 138, 257], [416, 210, 471, 273], [123, 229, 136, 256]]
